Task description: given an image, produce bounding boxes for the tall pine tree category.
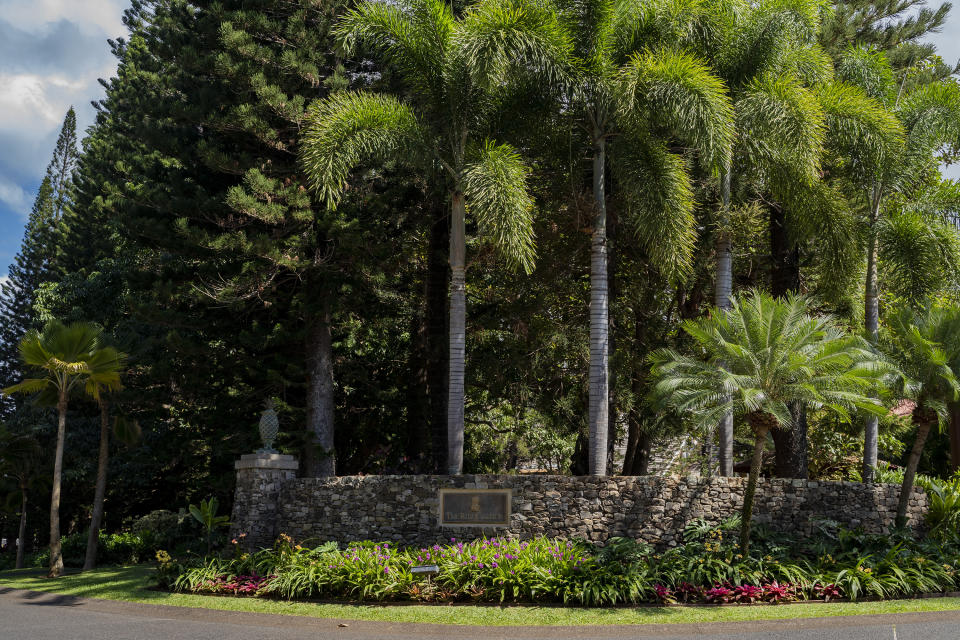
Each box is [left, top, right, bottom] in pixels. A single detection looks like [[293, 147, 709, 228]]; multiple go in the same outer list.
[[0, 109, 78, 417], [47, 108, 78, 221], [0, 179, 56, 417]]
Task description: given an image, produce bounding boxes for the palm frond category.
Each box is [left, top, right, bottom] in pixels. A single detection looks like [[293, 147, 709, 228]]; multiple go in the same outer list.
[[457, 0, 574, 89], [618, 47, 734, 170], [461, 140, 537, 273], [736, 74, 824, 182], [610, 0, 706, 63], [335, 0, 451, 99], [898, 82, 960, 184], [2, 378, 52, 396], [300, 92, 424, 209], [879, 208, 960, 305], [833, 47, 896, 104], [613, 134, 696, 279], [816, 81, 904, 178]]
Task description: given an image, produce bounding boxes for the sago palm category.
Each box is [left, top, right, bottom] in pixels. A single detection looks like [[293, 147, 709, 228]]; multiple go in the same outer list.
[[881, 304, 960, 528], [300, 0, 571, 474], [554, 0, 734, 475], [650, 292, 886, 553], [2, 321, 124, 577]]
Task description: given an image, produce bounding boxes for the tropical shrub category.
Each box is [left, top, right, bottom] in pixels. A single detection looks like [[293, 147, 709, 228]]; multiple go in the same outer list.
[[31, 530, 154, 567], [159, 523, 960, 605], [920, 473, 960, 540]]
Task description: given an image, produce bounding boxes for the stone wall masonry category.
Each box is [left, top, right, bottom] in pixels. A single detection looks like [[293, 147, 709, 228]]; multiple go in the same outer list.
[[230, 468, 928, 549], [230, 453, 298, 549]]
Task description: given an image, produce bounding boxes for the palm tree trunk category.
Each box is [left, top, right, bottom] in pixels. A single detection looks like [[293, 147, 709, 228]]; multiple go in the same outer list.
[[895, 412, 933, 528], [623, 414, 652, 476], [84, 400, 110, 571], [426, 201, 450, 473], [447, 191, 467, 475], [589, 127, 609, 477], [304, 306, 336, 477], [771, 403, 808, 478], [16, 491, 27, 570], [49, 391, 67, 578], [716, 169, 734, 477], [606, 204, 619, 472], [739, 420, 769, 555], [769, 201, 808, 479], [862, 188, 882, 483]]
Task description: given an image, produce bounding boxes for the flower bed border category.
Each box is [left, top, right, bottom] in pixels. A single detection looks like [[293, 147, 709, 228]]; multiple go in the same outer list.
[[162, 587, 960, 609]]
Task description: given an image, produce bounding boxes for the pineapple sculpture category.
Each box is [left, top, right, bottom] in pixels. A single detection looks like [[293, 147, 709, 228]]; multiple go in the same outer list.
[[258, 399, 279, 453]]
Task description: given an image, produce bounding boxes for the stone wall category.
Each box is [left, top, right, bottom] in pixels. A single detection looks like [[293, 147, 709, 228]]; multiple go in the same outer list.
[[231, 467, 928, 549], [231, 453, 298, 549]]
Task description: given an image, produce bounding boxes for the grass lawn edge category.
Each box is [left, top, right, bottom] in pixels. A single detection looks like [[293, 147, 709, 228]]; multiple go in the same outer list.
[[3, 565, 960, 626]]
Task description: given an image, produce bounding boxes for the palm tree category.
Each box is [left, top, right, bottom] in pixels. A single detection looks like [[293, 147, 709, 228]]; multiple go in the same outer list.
[[2, 321, 124, 577], [0, 429, 42, 569], [761, 75, 907, 477], [553, 0, 734, 475], [650, 292, 886, 553], [300, 0, 571, 474], [686, 0, 833, 475], [828, 48, 960, 482], [882, 304, 960, 528], [83, 367, 132, 571]]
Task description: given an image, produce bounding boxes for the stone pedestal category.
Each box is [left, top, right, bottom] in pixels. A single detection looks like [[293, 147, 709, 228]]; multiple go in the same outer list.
[[230, 453, 298, 549]]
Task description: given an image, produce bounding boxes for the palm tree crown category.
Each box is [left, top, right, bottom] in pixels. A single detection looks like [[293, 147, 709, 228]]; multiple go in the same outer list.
[[651, 292, 885, 429], [4, 321, 124, 401], [650, 292, 887, 551], [300, 0, 572, 474], [881, 304, 960, 526], [2, 320, 125, 577]]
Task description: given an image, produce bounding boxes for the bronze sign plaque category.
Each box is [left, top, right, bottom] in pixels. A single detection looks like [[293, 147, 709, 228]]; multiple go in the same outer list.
[[439, 488, 511, 526]]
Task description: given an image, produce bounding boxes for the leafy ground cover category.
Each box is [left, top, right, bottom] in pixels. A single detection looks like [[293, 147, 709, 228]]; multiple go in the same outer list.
[[3, 565, 960, 626], [157, 518, 960, 607]]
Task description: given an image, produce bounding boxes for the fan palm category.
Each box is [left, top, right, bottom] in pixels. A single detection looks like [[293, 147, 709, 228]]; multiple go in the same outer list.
[[83, 368, 132, 571], [0, 429, 42, 569], [2, 321, 124, 577], [650, 292, 887, 553], [553, 0, 734, 475], [829, 48, 960, 481], [300, 0, 571, 474], [881, 304, 960, 528]]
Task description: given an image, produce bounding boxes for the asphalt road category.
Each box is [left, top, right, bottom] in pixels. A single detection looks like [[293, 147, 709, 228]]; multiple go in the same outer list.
[[3, 587, 960, 640]]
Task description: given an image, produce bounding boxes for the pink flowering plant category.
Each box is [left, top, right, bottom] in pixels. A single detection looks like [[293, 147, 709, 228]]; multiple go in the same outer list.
[[161, 518, 960, 606]]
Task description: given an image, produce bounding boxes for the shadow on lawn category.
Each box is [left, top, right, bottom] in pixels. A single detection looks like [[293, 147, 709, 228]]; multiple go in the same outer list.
[[0, 565, 166, 602], [1, 566, 691, 623]]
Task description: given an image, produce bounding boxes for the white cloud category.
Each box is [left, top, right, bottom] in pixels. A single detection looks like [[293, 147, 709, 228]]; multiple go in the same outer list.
[[0, 3, 125, 200], [0, 0, 127, 37], [0, 176, 29, 215], [0, 73, 87, 130]]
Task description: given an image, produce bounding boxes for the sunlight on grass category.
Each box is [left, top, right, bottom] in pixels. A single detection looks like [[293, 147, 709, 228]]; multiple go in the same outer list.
[[3, 565, 960, 626]]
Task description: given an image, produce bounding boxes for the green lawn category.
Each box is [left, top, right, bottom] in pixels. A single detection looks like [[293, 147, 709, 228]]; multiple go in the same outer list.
[[3, 565, 960, 626]]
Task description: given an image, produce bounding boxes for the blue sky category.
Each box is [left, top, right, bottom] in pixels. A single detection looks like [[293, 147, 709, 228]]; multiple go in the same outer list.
[[0, 0, 128, 284], [1, 1, 960, 284]]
